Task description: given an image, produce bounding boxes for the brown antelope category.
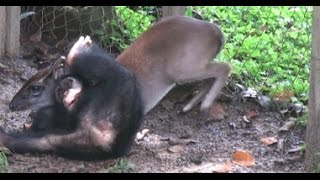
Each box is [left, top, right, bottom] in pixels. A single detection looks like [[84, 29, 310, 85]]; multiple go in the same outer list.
[[117, 15, 230, 114]]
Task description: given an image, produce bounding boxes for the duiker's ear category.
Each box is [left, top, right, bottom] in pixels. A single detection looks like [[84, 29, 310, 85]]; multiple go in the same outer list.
[[52, 56, 70, 80]]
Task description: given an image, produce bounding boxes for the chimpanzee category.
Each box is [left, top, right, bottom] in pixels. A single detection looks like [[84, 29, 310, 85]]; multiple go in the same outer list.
[[1, 36, 144, 160]]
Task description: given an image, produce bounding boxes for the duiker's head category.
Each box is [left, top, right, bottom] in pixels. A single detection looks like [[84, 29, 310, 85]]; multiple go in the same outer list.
[[9, 57, 69, 112]]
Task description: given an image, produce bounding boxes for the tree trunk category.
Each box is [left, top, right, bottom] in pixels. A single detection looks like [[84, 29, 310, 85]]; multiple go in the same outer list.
[[305, 6, 320, 173], [0, 6, 6, 57], [5, 6, 20, 56], [162, 6, 186, 17]]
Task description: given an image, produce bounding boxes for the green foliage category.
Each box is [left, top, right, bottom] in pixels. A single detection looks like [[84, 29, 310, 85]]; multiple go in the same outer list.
[[0, 151, 8, 173], [186, 6, 312, 104], [115, 6, 155, 41], [106, 159, 136, 173], [295, 111, 308, 127], [95, 6, 156, 52]]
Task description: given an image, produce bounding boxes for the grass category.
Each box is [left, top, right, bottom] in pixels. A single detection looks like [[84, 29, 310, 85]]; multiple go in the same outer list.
[[0, 151, 8, 173], [106, 159, 136, 173]]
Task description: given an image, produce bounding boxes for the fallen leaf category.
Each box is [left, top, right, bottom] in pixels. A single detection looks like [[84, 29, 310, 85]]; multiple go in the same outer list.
[[257, 95, 271, 109], [183, 162, 233, 173], [30, 29, 42, 43], [241, 87, 258, 98], [274, 90, 294, 102], [141, 129, 149, 135], [136, 129, 150, 141], [287, 146, 304, 153], [217, 93, 233, 103], [168, 145, 184, 153], [246, 111, 259, 119], [135, 132, 144, 141], [209, 102, 226, 120], [167, 137, 197, 146], [260, 137, 277, 145], [243, 116, 250, 123], [277, 138, 284, 151], [0, 62, 8, 69], [55, 38, 68, 49], [232, 150, 255, 167], [287, 104, 304, 117], [260, 23, 269, 32], [212, 162, 233, 173], [279, 120, 295, 132]]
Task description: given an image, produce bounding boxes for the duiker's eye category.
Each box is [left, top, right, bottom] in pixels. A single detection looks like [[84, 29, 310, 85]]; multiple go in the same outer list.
[[31, 85, 43, 96]]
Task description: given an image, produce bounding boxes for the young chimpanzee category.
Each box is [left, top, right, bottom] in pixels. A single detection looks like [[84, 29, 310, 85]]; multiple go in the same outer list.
[[1, 36, 144, 159]]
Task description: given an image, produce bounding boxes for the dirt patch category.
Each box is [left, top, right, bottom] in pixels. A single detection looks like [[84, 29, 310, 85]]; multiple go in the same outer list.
[[0, 54, 306, 173]]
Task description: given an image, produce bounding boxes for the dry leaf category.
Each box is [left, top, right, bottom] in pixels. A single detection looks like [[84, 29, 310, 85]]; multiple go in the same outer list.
[[34, 41, 50, 55], [279, 120, 295, 132], [209, 102, 226, 120], [287, 146, 303, 153], [246, 111, 259, 119], [55, 38, 68, 49], [260, 23, 269, 32], [168, 145, 184, 153], [277, 138, 284, 151], [168, 137, 197, 146], [141, 129, 149, 135], [183, 162, 233, 173], [242, 116, 250, 123], [232, 150, 255, 167], [136, 129, 150, 141], [260, 137, 277, 145], [212, 162, 233, 173], [242, 116, 251, 123], [30, 29, 42, 43], [274, 90, 294, 102]]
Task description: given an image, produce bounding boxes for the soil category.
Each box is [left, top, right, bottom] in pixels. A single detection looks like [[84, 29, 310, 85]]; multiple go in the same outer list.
[[0, 51, 306, 173]]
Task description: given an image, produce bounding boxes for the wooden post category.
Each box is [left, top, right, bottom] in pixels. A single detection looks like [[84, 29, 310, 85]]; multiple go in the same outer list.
[[162, 6, 186, 17], [0, 6, 6, 57], [5, 6, 20, 56], [305, 6, 320, 172]]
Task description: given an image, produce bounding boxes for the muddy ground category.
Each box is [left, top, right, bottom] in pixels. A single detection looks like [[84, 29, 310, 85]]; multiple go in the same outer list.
[[0, 52, 306, 173]]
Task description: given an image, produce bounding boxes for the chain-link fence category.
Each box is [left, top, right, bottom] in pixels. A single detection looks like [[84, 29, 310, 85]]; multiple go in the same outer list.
[[20, 6, 312, 115], [20, 6, 162, 57]]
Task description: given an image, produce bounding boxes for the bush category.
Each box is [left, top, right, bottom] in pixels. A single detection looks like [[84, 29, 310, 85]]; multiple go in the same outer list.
[[186, 6, 312, 103]]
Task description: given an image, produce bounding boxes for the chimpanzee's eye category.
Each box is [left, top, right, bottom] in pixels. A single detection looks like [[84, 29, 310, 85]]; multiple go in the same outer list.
[[87, 79, 99, 86]]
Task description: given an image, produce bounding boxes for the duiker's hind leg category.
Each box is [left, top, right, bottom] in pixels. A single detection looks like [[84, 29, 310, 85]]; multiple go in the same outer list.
[[182, 79, 213, 112], [175, 63, 231, 112]]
